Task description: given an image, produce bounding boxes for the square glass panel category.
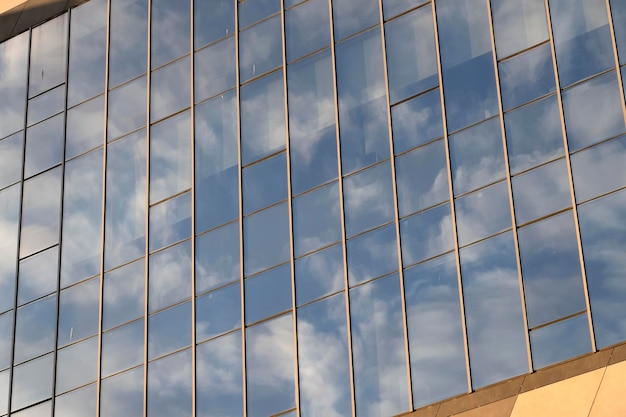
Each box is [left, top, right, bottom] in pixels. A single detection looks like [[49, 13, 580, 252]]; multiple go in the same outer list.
[[149, 192, 191, 252], [491, 0, 548, 58], [150, 57, 191, 123], [101, 319, 144, 377], [103, 259, 145, 330], [17, 246, 58, 306], [24, 113, 64, 178], [195, 36, 235, 102], [196, 283, 241, 342], [58, 277, 100, 346], [332, 0, 378, 42], [243, 152, 287, 215], [66, 95, 104, 159], [239, 15, 282, 82], [55, 337, 98, 394], [148, 302, 192, 360], [391, 88, 443, 154], [295, 244, 344, 306], [195, 222, 240, 294], [14, 294, 56, 364], [26, 84, 65, 127], [347, 224, 398, 286], [245, 264, 292, 324], [149, 240, 191, 312], [194, 0, 234, 48], [400, 203, 454, 266], [107, 76, 147, 141], [244, 203, 290, 276]]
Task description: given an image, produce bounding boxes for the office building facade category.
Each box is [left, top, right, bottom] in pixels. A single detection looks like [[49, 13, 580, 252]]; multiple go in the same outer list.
[[0, 0, 625, 416]]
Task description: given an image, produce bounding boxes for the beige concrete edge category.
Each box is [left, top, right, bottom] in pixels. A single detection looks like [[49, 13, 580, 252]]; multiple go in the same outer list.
[[0, 0, 28, 15]]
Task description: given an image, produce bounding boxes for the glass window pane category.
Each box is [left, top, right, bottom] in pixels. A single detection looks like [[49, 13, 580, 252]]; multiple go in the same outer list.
[[11, 354, 53, 412], [450, 118, 505, 195], [0, 32, 28, 140], [149, 240, 191, 312], [297, 295, 351, 417], [385, 5, 437, 104], [151, 0, 190, 69], [343, 162, 394, 237], [197, 332, 243, 417], [100, 367, 144, 417], [148, 302, 192, 360], [288, 50, 338, 195], [24, 113, 64, 178], [61, 149, 103, 287], [194, 0, 234, 48], [12, 401, 50, 417], [460, 232, 527, 388], [395, 140, 448, 217], [241, 71, 286, 165], [336, 28, 389, 174], [245, 264, 291, 324], [149, 192, 191, 252], [404, 253, 467, 406], [571, 135, 626, 203], [195, 91, 239, 233], [55, 337, 98, 393], [0, 369, 8, 415], [18, 246, 58, 306], [400, 203, 454, 266], [562, 71, 625, 152], [104, 130, 146, 270], [150, 110, 191, 203], [243, 152, 287, 215], [293, 182, 341, 257], [246, 314, 295, 417], [612, 0, 626, 64], [239, 16, 282, 83], [103, 259, 144, 330], [0, 312, 12, 370], [491, 0, 548, 58], [285, 0, 330, 62], [26, 84, 64, 127], [383, 0, 427, 19], [455, 181, 511, 246], [20, 167, 62, 258], [150, 57, 191, 123], [347, 224, 397, 286], [109, 0, 148, 88], [239, 0, 280, 28], [14, 294, 56, 364], [101, 319, 144, 377], [68, 0, 107, 106], [332, 0, 378, 42], [0, 184, 20, 313], [55, 384, 96, 417], [195, 222, 240, 294], [147, 348, 192, 417], [107, 76, 147, 141], [530, 314, 591, 369], [512, 159, 571, 224], [194, 37, 235, 102], [66, 95, 104, 159], [391, 88, 443, 155], [437, 0, 497, 132], [29, 14, 67, 97], [295, 244, 344, 306], [58, 278, 99, 346], [196, 283, 241, 342], [0, 132, 23, 189], [499, 43, 555, 111], [244, 203, 290, 276], [350, 274, 409, 416]]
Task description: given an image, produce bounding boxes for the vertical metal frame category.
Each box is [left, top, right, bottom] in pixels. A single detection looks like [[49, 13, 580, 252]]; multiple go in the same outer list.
[[484, 0, 533, 373], [430, 0, 473, 393], [375, 0, 414, 409], [605, 0, 626, 124], [542, 0, 597, 353], [326, 0, 357, 415]]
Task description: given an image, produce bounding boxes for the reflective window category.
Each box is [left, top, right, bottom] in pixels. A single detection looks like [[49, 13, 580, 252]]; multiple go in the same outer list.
[[460, 232, 527, 388], [148, 302, 192, 360], [147, 348, 192, 417], [530, 314, 591, 369], [295, 244, 344, 306], [18, 246, 58, 306], [195, 222, 240, 294], [103, 259, 144, 330], [347, 224, 397, 286], [0, 32, 28, 140], [150, 57, 191, 123], [243, 152, 287, 215], [288, 50, 338, 194], [238, 0, 280, 28], [491, 0, 548, 58], [196, 283, 241, 342], [245, 264, 292, 324], [336, 28, 389, 174], [149, 192, 191, 252], [401, 203, 454, 266], [246, 314, 295, 417], [151, 0, 190, 69], [391, 88, 443, 155], [0, 132, 23, 189], [612, 0, 626, 64], [29, 14, 67, 97], [101, 319, 144, 377], [0, 185, 20, 313], [194, 0, 234, 48], [55, 384, 96, 416], [24, 114, 64, 178], [404, 253, 467, 406], [109, 0, 148, 87], [14, 294, 56, 364], [195, 37, 235, 102], [396, 140, 448, 217], [149, 240, 191, 312], [297, 295, 351, 417], [332, 0, 378, 42], [0, 312, 12, 370], [244, 203, 290, 276], [55, 336, 98, 393], [100, 367, 144, 417], [383, 0, 427, 19], [107, 76, 147, 141], [350, 274, 409, 416], [239, 15, 282, 82], [0, 369, 7, 415], [385, 5, 437, 104], [26, 84, 64, 127], [61, 149, 103, 287], [293, 182, 341, 257], [58, 277, 100, 346], [66, 95, 104, 159], [11, 354, 53, 412], [150, 110, 191, 203], [285, 0, 330, 62], [12, 401, 50, 417]]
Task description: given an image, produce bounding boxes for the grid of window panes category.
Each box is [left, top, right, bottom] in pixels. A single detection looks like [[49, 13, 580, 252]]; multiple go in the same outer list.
[[0, 0, 626, 416]]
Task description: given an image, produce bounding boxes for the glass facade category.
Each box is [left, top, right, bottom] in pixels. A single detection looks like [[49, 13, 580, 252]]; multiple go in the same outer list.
[[0, 0, 625, 416]]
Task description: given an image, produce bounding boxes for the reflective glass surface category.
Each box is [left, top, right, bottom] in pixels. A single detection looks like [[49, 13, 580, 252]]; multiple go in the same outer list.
[[196, 283, 240, 342], [17, 246, 58, 306], [293, 182, 341, 257], [11, 354, 53, 412], [55, 336, 98, 393], [55, 384, 96, 416], [0, 185, 20, 313], [347, 224, 397, 286], [147, 348, 192, 417], [107, 76, 146, 141], [109, 0, 148, 87], [24, 113, 64, 178], [148, 302, 192, 359], [26, 84, 64, 127], [391, 89, 443, 154], [0, 369, 7, 414], [244, 203, 290, 276], [14, 294, 56, 364], [149, 192, 191, 252], [12, 401, 50, 417], [194, 0, 234, 48], [151, 0, 190, 69], [243, 152, 287, 214], [195, 37, 235, 102], [66, 95, 104, 159], [295, 244, 344, 306], [100, 367, 144, 417], [0, 312, 12, 370], [238, 0, 279, 28], [103, 259, 144, 330], [285, 0, 330, 62], [101, 319, 144, 377], [530, 314, 591, 369], [195, 222, 240, 294], [245, 264, 292, 324], [29, 14, 67, 97], [58, 277, 99, 346], [0, 32, 28, 140], [491, 0, 548, 58], [150, 57, 191, 123], [401, 203, 454, 266], [149, 240, 191, 312], [332, 0, 378, 42], [0, 132, 23, 189], [239, 15, 282, 82]]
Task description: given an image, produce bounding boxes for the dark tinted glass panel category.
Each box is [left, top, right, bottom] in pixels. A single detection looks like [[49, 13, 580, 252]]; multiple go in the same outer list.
[[244, 203, 290, 276], [29, 14, 67, 97], [195, 91, 239, 233], [243, 152, 287, 214], [107, 76, 147, 141], [336, 28, 389, 174], [562, 71, 625, 152], [151, 0, 190, 69], [239, 16, 282, 82], [61, 149, 103, 287], [150, 110, 191, 203], [55, 337, 98, 393], [68, 0, 107, 106], [0, 132, 23, 189], [246, 314, 295, 417], [460, 233, 527, 388], [24, 113, 64, 178], [150, 57, 191, 122], [11, 354, 53, 412], [295, 244, 344, 306], [195, 37, 235, 102], [396, 140, 448, 217], [238, 0, 280, 28], [101, 319, 144, 377], [0, 32, 28, 140], [297, 294, 351, 417], [385, 6, 437, 104], [347, 224, 397, 286], [195, 222, 240, 294], [18, 246, 58, 306], [245, 264, 292, 324], [437, 0, 497, 132], [288, 50, 337, 194], [332, 0, 378, 41], [293, 182, 341, 257], [401, 203, 454, 266], [350, 274, 409, 416], [530, 314, 591, 369], [391, 88, 443, 154], [196, 332, 243, 417], [109, 0, 148, 87], [103, 259, 144, 330], [285, 0, 330, 63], [149, 192, 191, 252], [196, 283, 240, 342], [194, 0, 234, 48], [100, 367, 144, 417], [66, 95, 104, 159], [148, 302, 192, 359], [0, 185, 20, 313], [404, 253, 467, 406], [149, 241, 191, 312], [491, 0, 548, 58], [14, 295, 56, 363], [147, 349, 192, 417], [450, 118, 505, 195], [54, 384, 96, 416], [499, 43, 555, 111], [58, 278, 99, 346]]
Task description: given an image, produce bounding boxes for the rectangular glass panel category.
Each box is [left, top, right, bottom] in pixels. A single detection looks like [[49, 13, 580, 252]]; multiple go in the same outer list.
[[295, 244, 344, 306], [285, 0, 330, 63], [29, 14, 67, 97], [0, 32, 28, 140], [530, 314, 591, 369], [149, 241, 191, 312], [400, 203, 454, 266], [196, 283, 240, 342], [149, 192, 191, 252], [107, 76, 147, 141], [244, 203, 290, 276], [195, 222, 240, 294], [55, 337, 98, 393], [332, 0, 378, 42], [24, 113, 64, 178], [101, 319, 144, 377], [14, 294, 56, 364], [243, 152, 287, 215], [148, 302, 192, 359], [347, 224, 397, 286], [245, 264, 291, 324], [0, 132, 23, 190], [391, 88, 443, 155], [11, 354, 53, 412], [17, 246, 58, 306], [239, 15, 282, 82], [66, 95, 104, 159], [100, 367, 144, 417], [151, 0, 190, 69], [109, 0, 148, 88], [58, 277, 100, 346], [26, 84, 64, 127], [491, 0, 548, 58], [150, 57, 191, 123], [194, 0, 234, 48], [194, 36, 235, 102], [147, 348, 192, 417], [103, 259, 144, 330], [54, 384, 96, 416], [0, 312, 13, 370], [0, 184, 20, 312]]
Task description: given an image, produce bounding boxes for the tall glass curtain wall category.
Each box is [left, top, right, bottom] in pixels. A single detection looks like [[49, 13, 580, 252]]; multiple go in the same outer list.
[[0, 0, 625, 415]]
